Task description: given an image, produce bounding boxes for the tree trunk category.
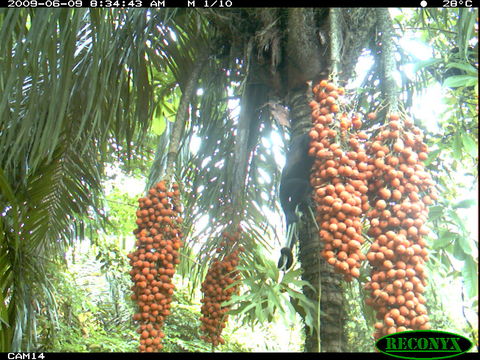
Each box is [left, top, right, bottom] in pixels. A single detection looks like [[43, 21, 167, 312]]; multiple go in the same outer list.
[[288, 86, 347, 352], [299, 216, 347, 352], [283, 8, 378, 351]]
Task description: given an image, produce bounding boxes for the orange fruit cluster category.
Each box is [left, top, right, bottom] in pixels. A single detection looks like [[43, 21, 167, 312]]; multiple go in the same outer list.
[[199, 229, 243, 346], [309, 80, 369, 280], [364, 114, 435, 338], [128, 181, 183, 352], [307, 80, 436, 338]]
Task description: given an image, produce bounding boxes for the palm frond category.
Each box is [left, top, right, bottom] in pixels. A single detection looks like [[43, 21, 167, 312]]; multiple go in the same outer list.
[[23, 142, 106, 253], [0, 8, 165, 350], [0, 9, 156, 184]]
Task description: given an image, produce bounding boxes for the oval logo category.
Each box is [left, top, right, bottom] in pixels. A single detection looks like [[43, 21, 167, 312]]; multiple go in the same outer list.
[[375, 330, 473, 359]]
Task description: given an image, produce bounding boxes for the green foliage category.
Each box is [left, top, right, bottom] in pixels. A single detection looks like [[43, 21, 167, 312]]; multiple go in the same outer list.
[[93, 239, 136, 331], [0, 8, 160, 350], [343, 281, 375, 352], [228, 246, 317, 336], [162, 288, 250, 352], [103, 185, 141, 241], [35, 243, 250, 352], [1, 7, 478, 353], [0, 9, 156, 182], [423, 270, 478, 347], [0, 150, 105, 351], [392, 6, 478, 338], [36, 250, 138, 352]]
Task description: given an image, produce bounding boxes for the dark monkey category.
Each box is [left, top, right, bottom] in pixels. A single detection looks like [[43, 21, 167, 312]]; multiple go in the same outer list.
[[277, 133, 314, 270]]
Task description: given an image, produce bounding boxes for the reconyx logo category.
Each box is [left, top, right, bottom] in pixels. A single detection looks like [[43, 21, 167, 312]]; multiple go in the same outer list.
[[375, 330, 473, 359]]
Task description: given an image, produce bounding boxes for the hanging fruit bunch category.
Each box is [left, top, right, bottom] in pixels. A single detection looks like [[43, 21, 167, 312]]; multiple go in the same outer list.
[[199, 228, 243, 347], [308, 80, 369, 281], [363, 114, 435, 338], [127, 181, 183, 352]]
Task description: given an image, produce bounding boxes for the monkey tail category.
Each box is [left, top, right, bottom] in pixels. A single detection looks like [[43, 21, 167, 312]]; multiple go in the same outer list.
[[277, 246, 294, 270]]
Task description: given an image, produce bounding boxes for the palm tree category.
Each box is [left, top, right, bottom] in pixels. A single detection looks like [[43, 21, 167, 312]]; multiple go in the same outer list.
[[148, 8, 380, 352], [0, 7, 477, 352], [0, 8, 158, 351]]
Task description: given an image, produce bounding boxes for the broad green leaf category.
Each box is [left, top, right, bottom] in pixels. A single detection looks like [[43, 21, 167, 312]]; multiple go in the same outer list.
[[163, 100, 178, 122], [265, 262, 277, 280], [267, 292, 276, 316], [291, 279, 316, 292], [413, 58, 442, 73], [440, 251, 453, 269], [432, 230, 457, 249], [151, 115, 167, 135], [255, 301, 265, 323], [424, 148, 441, 166], [281, 268, 303, 284], [281, 296, 297, 325], [448, 209, 467, 233], [443, 74, 478, 88], [457, 232, 474, 255], [236, 301, 257, 315], [452, 132, 463, 160], [445, 62, 478, 75], [461, 133, 478, 158], [428, 205, 444, 221], [453, 199, 476, 209], [462, 257, 478, 299], [294, 294, 317, 311], [453, 240, 466, 261]]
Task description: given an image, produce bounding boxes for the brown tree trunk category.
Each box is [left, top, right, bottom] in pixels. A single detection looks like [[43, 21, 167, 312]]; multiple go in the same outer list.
[[287, 86, 347, 352]]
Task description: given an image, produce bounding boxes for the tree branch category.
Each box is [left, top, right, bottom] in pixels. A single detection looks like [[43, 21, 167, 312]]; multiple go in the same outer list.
[[377, 8, 399, 114], [329, 8, 342, 83], [165, 54, 207, 184]]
